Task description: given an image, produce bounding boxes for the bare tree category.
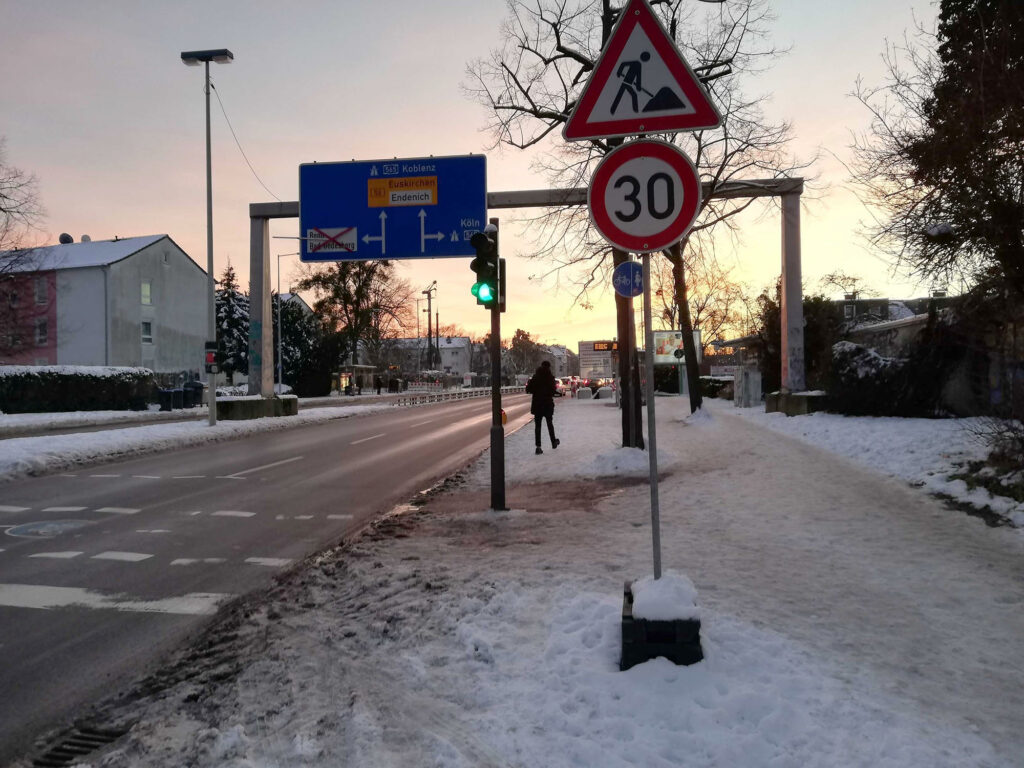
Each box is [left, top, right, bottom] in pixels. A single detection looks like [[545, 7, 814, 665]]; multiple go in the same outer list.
[[466, 0, 809, 427], [653, 248, 746, 350], [0, 139, 46, 361]]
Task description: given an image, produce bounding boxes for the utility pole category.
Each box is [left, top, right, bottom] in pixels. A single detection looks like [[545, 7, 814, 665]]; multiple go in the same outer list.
[[421, 281, 436, 369]]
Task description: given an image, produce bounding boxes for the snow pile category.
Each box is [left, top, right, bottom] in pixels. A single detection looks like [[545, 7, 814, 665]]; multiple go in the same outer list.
[[631, 569, 700, 620]]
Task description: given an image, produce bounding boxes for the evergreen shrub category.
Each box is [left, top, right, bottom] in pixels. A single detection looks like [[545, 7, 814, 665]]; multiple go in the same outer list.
[[0, 366, 155, 413]]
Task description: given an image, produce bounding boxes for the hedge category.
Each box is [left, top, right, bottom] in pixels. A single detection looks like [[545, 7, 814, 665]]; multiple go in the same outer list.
[[0, 366, 156, 413]]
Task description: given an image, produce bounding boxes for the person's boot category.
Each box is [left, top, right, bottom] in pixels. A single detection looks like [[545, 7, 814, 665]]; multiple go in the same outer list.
[[552, 438, 560, 449], [536, 446, 543, 455]]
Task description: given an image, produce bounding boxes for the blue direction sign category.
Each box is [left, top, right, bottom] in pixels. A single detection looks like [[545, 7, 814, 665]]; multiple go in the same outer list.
[[299, 154, 487, 262], [612, 260, 644, 298]]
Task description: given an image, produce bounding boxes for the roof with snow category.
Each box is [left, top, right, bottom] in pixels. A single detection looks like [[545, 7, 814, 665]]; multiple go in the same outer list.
[[0, 234, 182, 273]]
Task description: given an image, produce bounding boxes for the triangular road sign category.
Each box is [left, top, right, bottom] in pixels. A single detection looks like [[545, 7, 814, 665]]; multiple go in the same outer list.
[[563, 0, 722, 141]]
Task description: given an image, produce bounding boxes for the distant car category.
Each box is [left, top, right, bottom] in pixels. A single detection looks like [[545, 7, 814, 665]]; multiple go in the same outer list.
[[554, 378, 566, 397]]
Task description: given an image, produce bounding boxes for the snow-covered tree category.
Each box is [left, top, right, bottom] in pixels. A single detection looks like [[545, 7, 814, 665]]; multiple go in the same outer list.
[[215, 263, 249, 379]]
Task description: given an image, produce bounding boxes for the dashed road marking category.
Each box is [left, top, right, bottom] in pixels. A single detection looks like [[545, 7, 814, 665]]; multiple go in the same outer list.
[[96, 507, 140, 515], [410, 418, 435, 427], [215, 476, 245, 481], [170, 558, 227, 566], [43, 506, 86, 512], [135, 529, 171, 534], [187, 511, 203, 516], [90, 474, 121, 478], [351, 433, 385, 445], [59, 474, 78, 477], [327, 514, 354, 520], [245, 557, 292, 567], [224, 455, 304, 479], [212, 510, 256, 518], [132, 475, 161, 479], [295, 515, 314, 520], [91, 551, 153, 562], [172, 475, 206, 479], [29, 551, 83, 559], [0, 506, 29, 513]]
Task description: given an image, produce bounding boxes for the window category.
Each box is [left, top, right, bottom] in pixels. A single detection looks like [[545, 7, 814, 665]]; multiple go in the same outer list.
[[34, 317, 47, 346], [7, 290, 18, 307], [141, 321, 153, 344], [34, 276, 47, 305], [844, 304, 855, 319], [141, 281, 152, 305]]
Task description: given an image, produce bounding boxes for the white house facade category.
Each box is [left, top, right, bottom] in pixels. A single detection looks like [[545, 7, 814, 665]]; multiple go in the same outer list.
[[0, 235, 207, 373]]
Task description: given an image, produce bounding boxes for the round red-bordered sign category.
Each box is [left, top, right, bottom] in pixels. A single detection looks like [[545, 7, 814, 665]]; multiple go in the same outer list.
[[588, 140, 701, 253]]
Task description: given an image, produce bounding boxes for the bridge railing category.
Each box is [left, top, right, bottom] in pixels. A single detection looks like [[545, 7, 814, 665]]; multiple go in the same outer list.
[[393, 386, 525, 407]]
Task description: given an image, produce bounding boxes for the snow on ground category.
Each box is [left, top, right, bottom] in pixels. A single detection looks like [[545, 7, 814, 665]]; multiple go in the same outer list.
[[0, 404, 391, 484], [0, 405, 201, 436], [56, 396, 1024, 768], [727, 401, 1024, 525]]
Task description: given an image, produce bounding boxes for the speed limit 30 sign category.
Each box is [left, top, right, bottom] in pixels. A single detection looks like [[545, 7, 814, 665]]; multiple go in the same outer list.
[[588, 140, 701, 253]]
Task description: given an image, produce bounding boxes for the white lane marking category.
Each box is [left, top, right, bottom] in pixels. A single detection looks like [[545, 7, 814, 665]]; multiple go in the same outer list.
[[327, 514, 354, 520], [351, 433, 385, 445], [173, 475, 206, 479], [212, 510, 256, 518], [91, 551, 153, 562], [187, 511, 203, 516], [29, 551, 83, 559], [294, 515, 314, 520], [135, 529, 171, 534], [132, 475, 161, 479], [224, 455, 304, 478], [42, 506, 86, 512], [0, 583, 232, 615], [90, 474, 121, 478], [96, 507, 140, 515], [171, 558, 227, 566], [409, 418, 435, 427], [59, 474, 78, 477], [275, 515, 287, 520], [0, 505, 29, 513], [245, 557, 292, 567]]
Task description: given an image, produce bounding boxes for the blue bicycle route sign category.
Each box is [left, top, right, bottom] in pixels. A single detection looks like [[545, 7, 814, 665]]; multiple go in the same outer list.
[[298, 154, 487, 262], [612, 259, 644, 298]]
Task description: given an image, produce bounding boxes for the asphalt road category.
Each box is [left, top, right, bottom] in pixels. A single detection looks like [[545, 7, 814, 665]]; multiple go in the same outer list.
[[0, 394, 532, 765]]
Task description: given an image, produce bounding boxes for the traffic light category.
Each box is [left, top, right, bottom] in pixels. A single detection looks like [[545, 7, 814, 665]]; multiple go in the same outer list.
[[470, 230, 498, 306]]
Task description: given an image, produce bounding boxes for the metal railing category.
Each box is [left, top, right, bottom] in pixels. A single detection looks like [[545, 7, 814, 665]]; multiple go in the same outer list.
[[393, 386, 525, 407]]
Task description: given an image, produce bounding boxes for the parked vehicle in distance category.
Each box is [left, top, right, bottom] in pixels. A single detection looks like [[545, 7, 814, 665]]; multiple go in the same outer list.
[[554, 378, 566, 397]]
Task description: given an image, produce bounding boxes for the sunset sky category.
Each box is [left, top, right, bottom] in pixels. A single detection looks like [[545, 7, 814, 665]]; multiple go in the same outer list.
[[1, 0, 937, 349]]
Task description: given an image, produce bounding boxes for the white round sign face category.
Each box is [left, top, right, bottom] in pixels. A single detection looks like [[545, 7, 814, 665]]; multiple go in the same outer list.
[[588, 140, 701, 253]]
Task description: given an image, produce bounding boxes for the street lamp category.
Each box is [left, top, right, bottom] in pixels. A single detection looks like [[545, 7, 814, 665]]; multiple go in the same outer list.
[[181, 47, 233, 426]]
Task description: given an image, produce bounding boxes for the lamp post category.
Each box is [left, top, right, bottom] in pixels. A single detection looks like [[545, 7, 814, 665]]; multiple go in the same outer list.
[[181, 47, 233, 426]]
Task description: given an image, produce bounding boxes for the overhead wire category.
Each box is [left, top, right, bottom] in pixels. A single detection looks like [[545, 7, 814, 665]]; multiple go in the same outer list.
[[209, 79, 281, 202]]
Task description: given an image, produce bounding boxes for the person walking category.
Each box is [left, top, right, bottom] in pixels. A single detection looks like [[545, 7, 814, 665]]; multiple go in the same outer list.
[[527, 360, 560, 455]]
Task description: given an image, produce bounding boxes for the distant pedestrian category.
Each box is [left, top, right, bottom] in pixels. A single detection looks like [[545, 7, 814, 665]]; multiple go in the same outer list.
[[375, 375, 383, 395], [526, 360, 560, 455]]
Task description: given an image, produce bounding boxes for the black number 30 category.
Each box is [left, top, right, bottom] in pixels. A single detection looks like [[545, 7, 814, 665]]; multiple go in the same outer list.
[[613, 172, 675, 223]]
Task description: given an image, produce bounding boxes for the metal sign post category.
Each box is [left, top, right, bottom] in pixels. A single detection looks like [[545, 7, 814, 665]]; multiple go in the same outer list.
[[641, 252, 662, 579]]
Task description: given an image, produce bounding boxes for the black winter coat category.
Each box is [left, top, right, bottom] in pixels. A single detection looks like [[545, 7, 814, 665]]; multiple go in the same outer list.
[[527, 367, 556, 417]]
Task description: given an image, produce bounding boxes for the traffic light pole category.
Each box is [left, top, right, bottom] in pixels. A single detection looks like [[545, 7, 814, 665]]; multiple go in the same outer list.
[[488, 218, 507, 511]]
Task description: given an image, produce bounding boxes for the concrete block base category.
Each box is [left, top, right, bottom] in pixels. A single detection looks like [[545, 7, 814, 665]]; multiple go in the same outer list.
[[765, 392, 826, 416], [217, 396, 299, 421], [620, 582, 703, 671]]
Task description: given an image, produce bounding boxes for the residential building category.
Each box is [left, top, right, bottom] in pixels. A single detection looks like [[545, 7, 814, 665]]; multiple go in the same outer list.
[[0, 234, 206, 373]]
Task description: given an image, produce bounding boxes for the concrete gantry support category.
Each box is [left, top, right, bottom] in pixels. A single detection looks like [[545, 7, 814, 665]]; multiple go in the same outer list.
[[247, 177, 805, 398], [248, 213, 274, 396], [780, 191, 805, 392]]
